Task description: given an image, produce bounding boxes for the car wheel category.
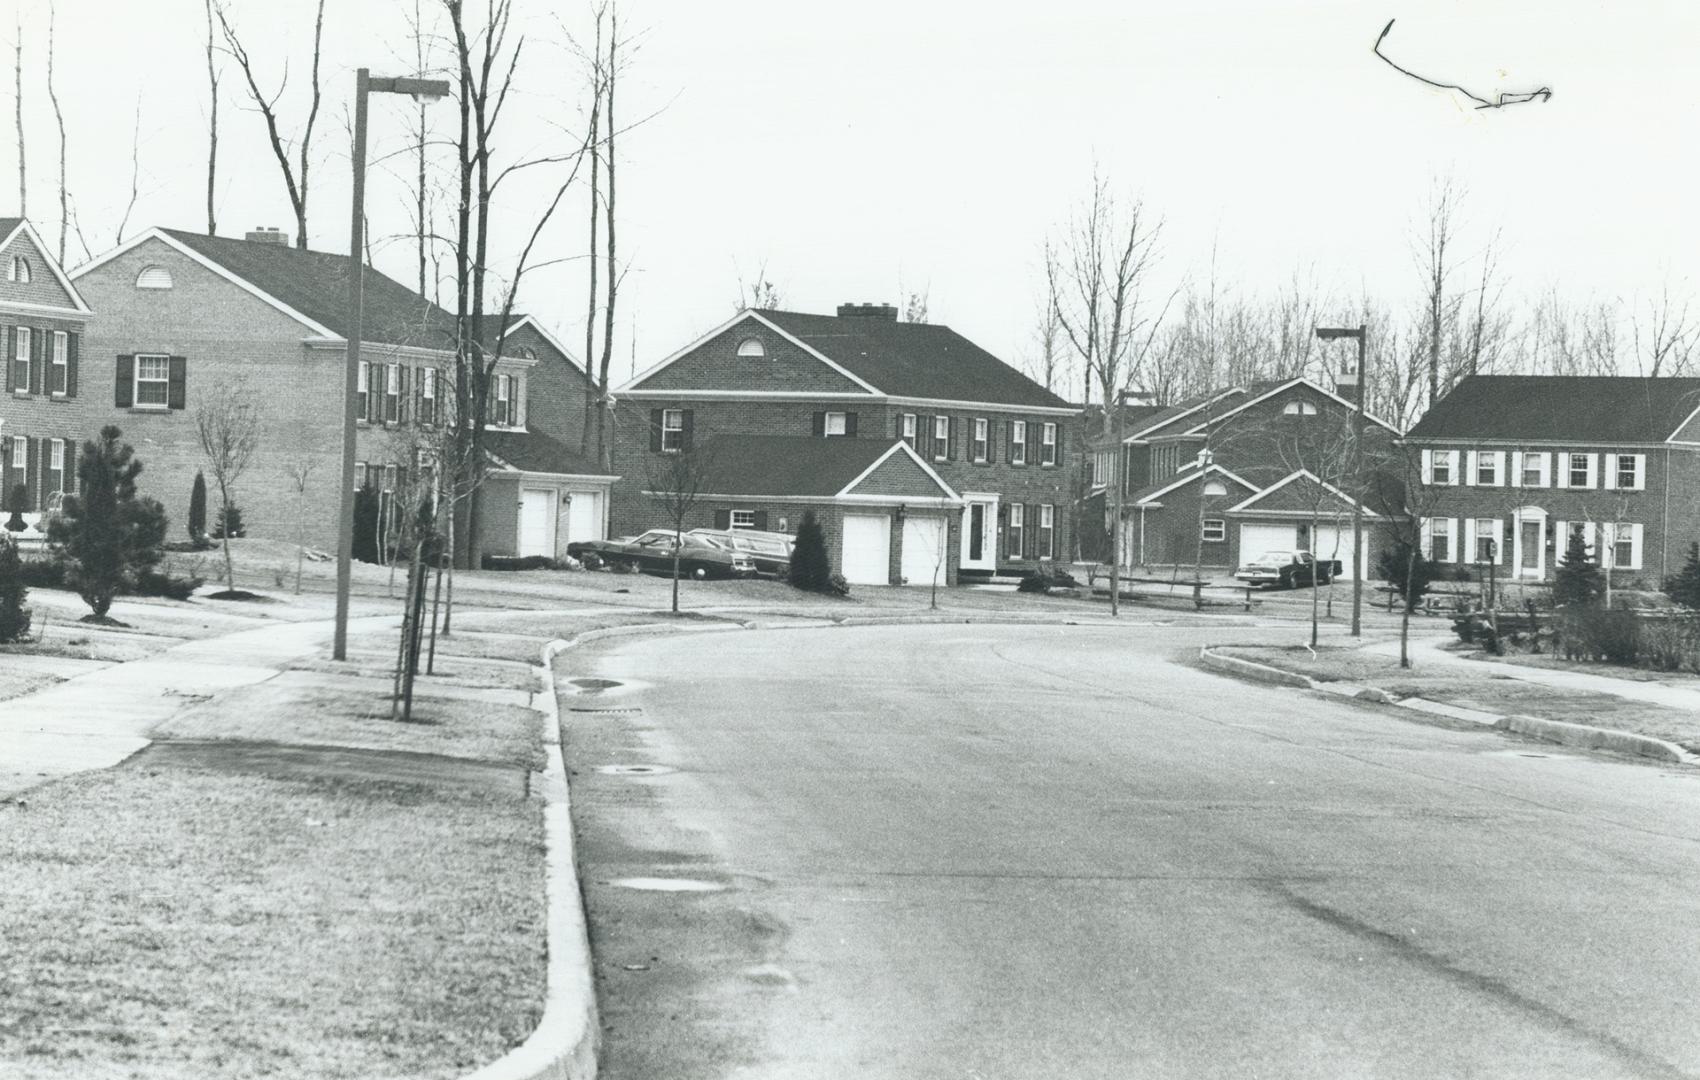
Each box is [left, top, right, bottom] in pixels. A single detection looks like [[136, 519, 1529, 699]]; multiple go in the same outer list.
[[693, 566, 708, 580]]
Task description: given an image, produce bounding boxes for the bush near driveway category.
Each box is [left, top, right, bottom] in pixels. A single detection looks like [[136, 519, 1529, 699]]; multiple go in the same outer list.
[[0, 539, 30, 643]]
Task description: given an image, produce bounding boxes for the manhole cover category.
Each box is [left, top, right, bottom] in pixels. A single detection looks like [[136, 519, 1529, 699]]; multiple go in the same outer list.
[[598, 764, 674, 776], [609, 877, 725, 893], [568, 677, 622, 692]]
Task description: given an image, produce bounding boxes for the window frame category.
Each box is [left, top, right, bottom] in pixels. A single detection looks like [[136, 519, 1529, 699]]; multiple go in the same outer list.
[[730, 509, 757, 529], [901, 413, 917, 450], [356, 361, 370, 422], [736, 337, 766, 359], [9, 256, 29, 283], [1041, 422, 1058, 466], [1201, 518, 1226, 542], [1520, 452, 1545, 488], [10, 435, 25, 468], [932, 415, 950, 462], [1281, 400, 1318, 416], [385, 363, 401, 424], [50, 331, 67, 396], [12, 326, 30, 394], [1475, 452, 1498, 486], [1038, 504, 1055, 559], [1616, 453, 1641, 490], [133, 352, 171, 409], [1010, 422, 1027, 466], [1007, 503, 1024, 559], [1430, 451, 1452, 485], [420, 365, 437, 424], [824, 411, 848, 437], [972, 417, 989, 463], [661, 408, 686, 453], [1430, 517, 1452, 562], [1568, 452, 1591, 488], [1474, 518, 1497, 563]]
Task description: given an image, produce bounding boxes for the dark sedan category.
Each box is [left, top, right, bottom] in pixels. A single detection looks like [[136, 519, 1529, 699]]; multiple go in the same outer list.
[[569, 529, 757, 579], [689, 529, 792, 577]]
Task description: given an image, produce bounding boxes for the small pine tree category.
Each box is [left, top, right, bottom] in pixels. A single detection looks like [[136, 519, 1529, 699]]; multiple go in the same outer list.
[[46, 426, 168, 619], [1377, 539, 1437, 611], [188, 471, 208, 542], [787, 511, 832, 593], [210, 503, 245, 540], [352, 484, 382, 564], [1665, 542, 1700, 610], [1552, 528, 1605, 608], [0, 538, 30, 642]]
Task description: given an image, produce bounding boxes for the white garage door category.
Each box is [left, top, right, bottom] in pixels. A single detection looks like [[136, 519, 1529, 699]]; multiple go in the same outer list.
[[1239, 523, 1298, 565], [1312, 525, 1366, 581], [565, 491, 602, 545], [841, 513, 892, 585], [518, 489, 553, 557], [900, 515, 947, 586]]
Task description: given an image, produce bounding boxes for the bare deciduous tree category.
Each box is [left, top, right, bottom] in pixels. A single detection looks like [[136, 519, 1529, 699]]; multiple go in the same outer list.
[[13, 14, 24, 218], [733, 258, 782, 311], [644, 446, 717, 614], [283, 456, 317, 593], [47, 2, 68, 263], [214, 0, 325, 249], [115, 100, 142, 246], [1630, 282, 1695, 377], [203, 0, 219, 235], [195, 383, 260, 594], [1415, 177, 1464, 408]]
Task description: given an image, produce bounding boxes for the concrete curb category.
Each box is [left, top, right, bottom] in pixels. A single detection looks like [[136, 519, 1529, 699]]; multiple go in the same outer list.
[[1196, 645, 1697, 767], [459, 639, 599, 1080]]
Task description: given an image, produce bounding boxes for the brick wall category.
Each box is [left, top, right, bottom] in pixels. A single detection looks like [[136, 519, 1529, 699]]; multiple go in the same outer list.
[[504, 322, 591, 449], [637, 318, 868, 393], [0, 229, 80, 310]]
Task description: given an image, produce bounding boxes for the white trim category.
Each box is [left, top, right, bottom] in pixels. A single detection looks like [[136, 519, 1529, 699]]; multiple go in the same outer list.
[[1122, 387, 1245, 443], [1176, 377, 1402, 437], [2, 220, 92, 313], [0, 298, 91, 317], [303, 337, 463, 363], [883, 395, 1077, 416], [1134, 463, 1259, 506], [644, 490, 960, 508], [835, 440, 963, 501], [1667, 400, 1700, 444], [503, 314, 585, 374], [621, 310, 882, 395], [1222, 469, 1383, 517], [618, 388, 876, 401], [74, 229, 335, 335]]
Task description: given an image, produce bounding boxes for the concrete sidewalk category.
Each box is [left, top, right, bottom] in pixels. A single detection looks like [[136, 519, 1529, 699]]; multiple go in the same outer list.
[[0, 614, 399, 799], [1361, 633, 1700, 713]]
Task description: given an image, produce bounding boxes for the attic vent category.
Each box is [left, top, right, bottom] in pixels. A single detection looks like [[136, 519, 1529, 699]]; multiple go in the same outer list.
[[135, 265, 174, 290], [736, 337, 766, 358]]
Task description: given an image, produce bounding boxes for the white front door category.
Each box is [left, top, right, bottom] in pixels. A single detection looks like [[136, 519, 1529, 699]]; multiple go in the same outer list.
[[900, 515, 947, 586], [565, 490, 602, 545], [959, 495, 998, 571], [518, 488, 554, 557], [1511, 507, 1548, 579], [841, 512, 892, 585]]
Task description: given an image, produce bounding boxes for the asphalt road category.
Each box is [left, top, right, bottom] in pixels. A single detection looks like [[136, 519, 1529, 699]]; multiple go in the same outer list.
[[559, 622, 1700, 1080]]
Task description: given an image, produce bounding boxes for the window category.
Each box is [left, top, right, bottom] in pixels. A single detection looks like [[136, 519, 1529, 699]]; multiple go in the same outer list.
[[1202, 518, 1225, 542], [1475, 518, 1497, 563], [356, 362, 371, 422], [48, 439, 65, 495], [1007, 503, 1024, 559], [1604, 522, 1643, 570], [1614, 453, 1643, 490], [736, 337, 766, 358], [12, 326, 30, 393], [385, 364, 402, 423], [1281, 400, 1318, 416], [933, 415, 950, 461], [10, 435, 24, 468], [490, 373, 516, 427], [135, 265, 174, 289], [1092, 450, 1112, 487], [1475, 452, 1498, 486], [1041, 422, 1058, 466], [1521, 452, 1545, 487], [730, 509, 757, 529], [1429, 518, 1452, 562], [972, 418, 989, 462], [50, 332, 67, 395], [901, 413, 917, 451], [662, 409, 685, 452], [1011, 421, 1026, 465], [9, 256, 30, 282], [419, 366, 437, 424], [1038, 504, 1055, 559], [824, 412, 847, 436], [354, 462, 368, 490], [1568, 452, 1591, 488], [134, 354, 170, 407], [1430, 451, 1452, 485], [1614, 530, 1633, 568]]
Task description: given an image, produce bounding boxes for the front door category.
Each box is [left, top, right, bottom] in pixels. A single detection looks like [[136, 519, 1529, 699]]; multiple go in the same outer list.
[[959, 495, 998, 572]]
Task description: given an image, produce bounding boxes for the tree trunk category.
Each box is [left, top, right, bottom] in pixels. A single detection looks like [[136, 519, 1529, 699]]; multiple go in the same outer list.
[[596, 11, 619, 473], [218, 486, 235, 590]]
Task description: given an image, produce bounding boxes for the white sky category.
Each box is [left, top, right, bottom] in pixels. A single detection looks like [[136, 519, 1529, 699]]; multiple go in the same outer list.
[[16, 0, 1700, 387]]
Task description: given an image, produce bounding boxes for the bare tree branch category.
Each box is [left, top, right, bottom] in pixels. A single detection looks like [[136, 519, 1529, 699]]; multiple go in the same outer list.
[[1373, 18, 1553, 110]]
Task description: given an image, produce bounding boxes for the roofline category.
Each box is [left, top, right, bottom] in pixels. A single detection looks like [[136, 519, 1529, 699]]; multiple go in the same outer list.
[[615, 387, 1076, 414], [1667, 399, 1700, 443], [1122, 387, 1245, 443], [620, 310, 883, 395], [1406, 436, 1675, 449], [1, 220, 92, 313], [639, 490, 960, 507], [1133, 463, 1260, 506], [835, 439, 962, 501], [1178, 377, 1401, 437], [506, 314, 586, 376], [71, 228, 338, 337], [1223, 468, 1382, 516], [885, 395, 1079, 416]]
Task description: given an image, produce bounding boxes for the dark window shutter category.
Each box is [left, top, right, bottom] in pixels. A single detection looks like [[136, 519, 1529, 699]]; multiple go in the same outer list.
[[845, 412, 859, 437], [894, 413, 903, 438], [66, 333, 79, 398], [0, 437, 10, 501], [1026, 421, 1037, 461], [812, 411, 826, 437], [398, 365, 410, 424], [167, 356, 187, 409], [986, 419, 996, 463], [115, 354, 134, 407], [947, 417, 957, 461], [40, 438, 52, 509], [1028, 503, 1040, 559], [681, 409, 695, 451], [24, 437, 38, 510], [714, 509, 730, 529], [752, 510, 769, 530], [649, 409, 663, 451], [30, 329, 43, 395], [64, 439, 75, 494]]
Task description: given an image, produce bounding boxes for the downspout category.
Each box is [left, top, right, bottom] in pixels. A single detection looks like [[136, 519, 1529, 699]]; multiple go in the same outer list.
[[1663, 446, 1672, 582]]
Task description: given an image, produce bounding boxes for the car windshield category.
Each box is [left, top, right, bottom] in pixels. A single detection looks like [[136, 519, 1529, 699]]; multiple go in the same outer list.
[[1252, 551, 1294, 563]]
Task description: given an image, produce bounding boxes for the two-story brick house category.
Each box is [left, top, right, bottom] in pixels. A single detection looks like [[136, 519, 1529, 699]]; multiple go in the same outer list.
[[1093, 377, 1400, 578], [0, 218, 94, 548], [614, 303, 1081, 585], [1404, 375, 1700, 584], [68, 226, 613, 559]]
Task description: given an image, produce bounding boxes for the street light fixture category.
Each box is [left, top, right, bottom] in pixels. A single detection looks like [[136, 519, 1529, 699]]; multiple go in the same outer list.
[[1315, 324, 1367, 638], [333, 69, 451, 661]]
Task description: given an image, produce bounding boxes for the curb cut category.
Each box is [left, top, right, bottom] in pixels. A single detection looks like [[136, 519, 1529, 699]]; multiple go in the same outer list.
[[1197, 645, 1697, 767], [459, 639, 599, 1080]]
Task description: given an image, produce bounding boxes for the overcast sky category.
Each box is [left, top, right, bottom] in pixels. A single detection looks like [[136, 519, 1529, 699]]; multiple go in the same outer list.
[[15, 1, 1700, 388]]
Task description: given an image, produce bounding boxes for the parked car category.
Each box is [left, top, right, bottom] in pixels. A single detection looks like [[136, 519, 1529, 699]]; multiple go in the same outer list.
[[1233, 550, 1341, 589], [568, 529, 757, 579], [689, 528, 792, 576]]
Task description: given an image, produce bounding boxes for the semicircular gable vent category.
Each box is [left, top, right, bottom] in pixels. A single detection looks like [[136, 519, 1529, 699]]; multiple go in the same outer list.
[[136, 265, 174, 290], [736, 337, 766, 359]]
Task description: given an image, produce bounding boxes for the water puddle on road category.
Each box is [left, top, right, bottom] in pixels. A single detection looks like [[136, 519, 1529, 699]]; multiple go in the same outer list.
[[609, 876, 726, 893], [597, 764, 675, 776]]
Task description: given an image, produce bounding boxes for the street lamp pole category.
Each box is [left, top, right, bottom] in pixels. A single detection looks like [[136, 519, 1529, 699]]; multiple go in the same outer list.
[[333, 69, 450, 661], [1316, 324, 1368, 638]]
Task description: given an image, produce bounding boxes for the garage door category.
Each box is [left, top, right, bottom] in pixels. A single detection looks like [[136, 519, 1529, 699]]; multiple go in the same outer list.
[[1312, 525, 1366, 581], [841, 513, 892, 585], [1239, 523, 1298, 565], [900, 515, 947, 586], [518, 489, 553, 557], [565, 491, 601, 545]]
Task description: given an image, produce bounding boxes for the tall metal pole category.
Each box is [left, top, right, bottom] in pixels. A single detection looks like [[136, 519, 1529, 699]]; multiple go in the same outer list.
[[333, 69, 370, 661], [1110, 399, 1124, 617], [1351, 324, 1366, 638]]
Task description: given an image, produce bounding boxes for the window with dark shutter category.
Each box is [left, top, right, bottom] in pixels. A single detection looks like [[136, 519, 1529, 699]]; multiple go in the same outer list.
[[115, 354, 135, 407], [167, 356, 187, 409], [29, 327, 44, 395], [66, 333, 79, 398], [714, 509, 731, 530], [681, 409, 695, 451], [752, 510, 769, 530], [845, 413, 859, 437], [650, 409, 664, 452], [812, 412, 826, 437]]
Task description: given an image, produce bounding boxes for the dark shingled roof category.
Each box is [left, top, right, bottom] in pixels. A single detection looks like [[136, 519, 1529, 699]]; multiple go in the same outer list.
[[0, 218, 24, 241], [163, 229, 464, 352], [484, 429, 605, 476], [690, 435, 933, 497], [1408, 375, 1700, 443], [754, 309, 1072, 410]]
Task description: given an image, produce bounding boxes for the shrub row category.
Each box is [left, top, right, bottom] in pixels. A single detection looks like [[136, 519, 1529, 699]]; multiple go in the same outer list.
[[1552, 608, 1700, 672], [18, 557, 205, 602]]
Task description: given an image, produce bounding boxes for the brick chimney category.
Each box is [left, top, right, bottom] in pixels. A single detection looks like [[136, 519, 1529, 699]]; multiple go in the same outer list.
[[836, 301, 898, 321], [244, 226, 290, 246]]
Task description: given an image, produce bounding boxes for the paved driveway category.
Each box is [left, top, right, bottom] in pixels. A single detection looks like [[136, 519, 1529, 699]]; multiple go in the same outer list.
[[561, 622, 1700, 1080]]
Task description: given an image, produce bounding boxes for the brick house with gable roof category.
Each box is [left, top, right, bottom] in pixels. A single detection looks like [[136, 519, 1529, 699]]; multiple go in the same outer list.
[[1405, 374, 1700, 584], [614, 303, 1080, 584], [68, 226, 613, 559], [0, 217, 94, 549]]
